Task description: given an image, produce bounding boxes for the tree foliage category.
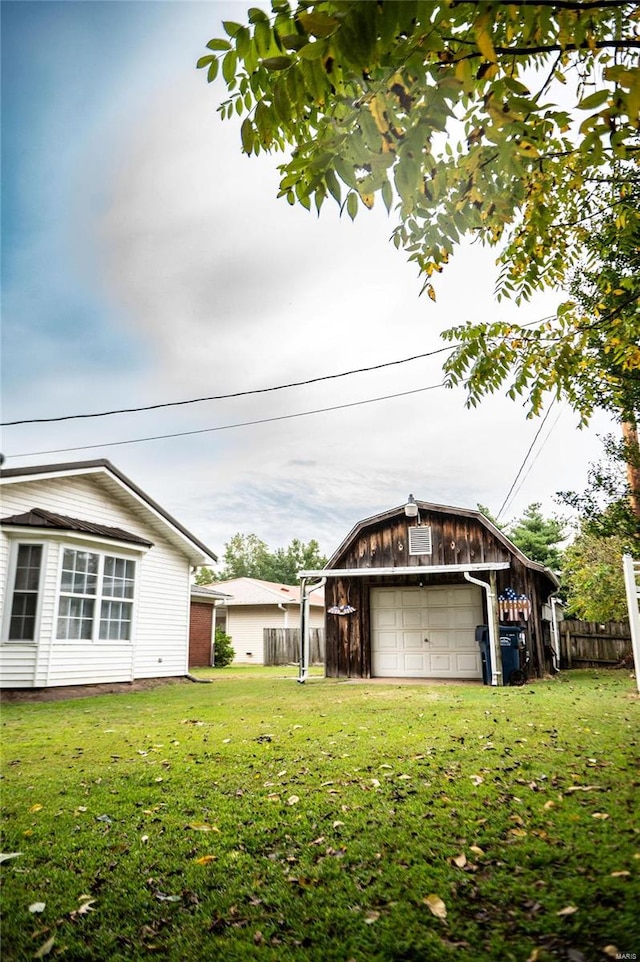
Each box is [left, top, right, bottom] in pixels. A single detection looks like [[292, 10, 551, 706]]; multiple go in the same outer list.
[[201, 1, 640, 421], [215, 532, 327, 583], [557, 435, 639, 619], [505, 502, 566, 570], [213, 626, 235, 667], [194, 565, 217, 586], [562, 529, 630, 620], [479, 501, 565, 570]]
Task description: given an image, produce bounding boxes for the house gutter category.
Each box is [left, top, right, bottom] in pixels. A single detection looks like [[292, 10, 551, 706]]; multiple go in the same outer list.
[[463, 571, 501, 687], [297, 577, 327, 684], [298, 563, 511, 579]]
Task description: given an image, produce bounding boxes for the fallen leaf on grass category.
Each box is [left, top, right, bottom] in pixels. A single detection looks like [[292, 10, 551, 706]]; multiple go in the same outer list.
[[610, 870, 630, 877], [33, 935, 55, 958], [423, 894, 447, 920], [469, 775, 484, 786], [29, 804, 43, 813], [556, 905, 579, 916], [363, 911, 380, 924], [565, 785, 601, 793], [69, 898, 96, 920], [592, 812, 609, 820], [154, 892, 181, 902], [0, 852, 22, 863], [287, 795, 300, 806], [187, 823, 219, 832], [469, 845, 485, 856], [452, 854, 467, 868], [194, 855, 217, 865], [29, 902, 46, 913], [602, 947, 620, 958]]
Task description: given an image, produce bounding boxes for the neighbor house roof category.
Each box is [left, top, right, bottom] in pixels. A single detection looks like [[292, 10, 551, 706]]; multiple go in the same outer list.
[[203, 577, 324, 607], [0, 507, 154, 548], [190, 585, 234, 603], [0, 459, 217, 565]]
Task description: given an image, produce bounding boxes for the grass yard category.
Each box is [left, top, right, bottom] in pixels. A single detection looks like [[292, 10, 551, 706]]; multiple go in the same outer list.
[[1, 669, 638, 962]]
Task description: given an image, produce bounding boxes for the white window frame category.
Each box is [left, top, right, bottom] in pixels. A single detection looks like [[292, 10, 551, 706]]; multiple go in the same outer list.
[[54, 544, 139, 644], [2, 540, 48, 644]]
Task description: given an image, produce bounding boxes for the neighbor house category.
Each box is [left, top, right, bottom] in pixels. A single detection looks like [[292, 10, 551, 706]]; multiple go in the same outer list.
[[189, 584, 232, 668], [300, 497, 559, 683], [0, 460, 217, 688], [206, 577, 325, 664]]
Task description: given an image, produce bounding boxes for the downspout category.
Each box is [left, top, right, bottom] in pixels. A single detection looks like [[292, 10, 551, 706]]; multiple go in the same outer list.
[[278, 603, 289, 629], [464, 571, 501, 687], [298, 577, 327, 684]]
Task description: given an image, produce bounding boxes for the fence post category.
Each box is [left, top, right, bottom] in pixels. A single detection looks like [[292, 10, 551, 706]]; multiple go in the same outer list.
[[622, 554, 640, 694]]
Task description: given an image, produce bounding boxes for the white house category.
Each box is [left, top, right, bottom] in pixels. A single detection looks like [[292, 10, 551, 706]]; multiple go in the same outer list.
[[209, 577, 325, 663], [0, 460, 217, 688]]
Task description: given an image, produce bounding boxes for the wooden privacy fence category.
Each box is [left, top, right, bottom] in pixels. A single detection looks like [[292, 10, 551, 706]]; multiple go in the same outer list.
[[559, 619, 632, 669], [264, 628, 325, 666]]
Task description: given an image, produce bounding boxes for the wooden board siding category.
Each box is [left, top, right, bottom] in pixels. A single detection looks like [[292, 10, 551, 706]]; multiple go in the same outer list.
[[324, 509, 556, 680], [1, 475, 192, 687]]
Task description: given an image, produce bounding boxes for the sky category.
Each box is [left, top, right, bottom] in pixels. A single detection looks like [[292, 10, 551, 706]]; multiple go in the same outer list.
[[1, 0, 618, 564]]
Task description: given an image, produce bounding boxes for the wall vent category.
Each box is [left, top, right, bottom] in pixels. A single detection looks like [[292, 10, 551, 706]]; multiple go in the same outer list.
[[408, 526, 432, 556]]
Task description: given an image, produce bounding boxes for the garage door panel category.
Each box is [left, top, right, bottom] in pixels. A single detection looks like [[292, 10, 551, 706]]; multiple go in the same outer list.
[[405, 653, 427, 671], [373, 609, 400, 629], [403, 631, 425, 650], [401, 609, 422, 629], [371, 585, 483, 679], [377, 631, 401, 650], [453, 607, 480, 629]]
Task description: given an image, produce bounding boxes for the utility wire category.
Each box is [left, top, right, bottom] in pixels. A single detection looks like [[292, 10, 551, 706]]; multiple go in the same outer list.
[[8, 382, 446, 460], [499, 404, 565, 517], [2, 346, 455, 427], [1, 313, 565, 428], [496, 399, 557, 521]]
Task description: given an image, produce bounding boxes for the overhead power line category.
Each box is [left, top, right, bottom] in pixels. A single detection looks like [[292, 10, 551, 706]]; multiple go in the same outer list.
[[8, 382, 446, 460], [0, 313, 564, 428], [499, 404, 565, 517], [2, 346, 455, 427], [496, 400, 558, 521]]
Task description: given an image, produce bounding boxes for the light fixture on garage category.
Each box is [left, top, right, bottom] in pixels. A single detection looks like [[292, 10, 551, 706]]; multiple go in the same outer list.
[[404, 494, 419, 520]]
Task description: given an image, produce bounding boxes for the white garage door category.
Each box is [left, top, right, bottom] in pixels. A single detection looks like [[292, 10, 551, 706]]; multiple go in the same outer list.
[[371, 585, 483, 678]]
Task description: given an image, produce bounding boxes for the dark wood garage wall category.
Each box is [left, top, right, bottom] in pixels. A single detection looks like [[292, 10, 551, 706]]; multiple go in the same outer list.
[[189, 602, 213, 667], [324, 512, 555, 679]]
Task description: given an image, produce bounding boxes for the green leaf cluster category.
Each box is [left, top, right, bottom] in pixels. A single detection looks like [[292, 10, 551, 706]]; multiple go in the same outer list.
[[208, 532, 327, 585], [200, 2, 640, 425], [200, 1, 639, 291]]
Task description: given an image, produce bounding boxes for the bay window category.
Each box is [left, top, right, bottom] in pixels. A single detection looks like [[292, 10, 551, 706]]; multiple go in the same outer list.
[[57, 548, 135, 641]]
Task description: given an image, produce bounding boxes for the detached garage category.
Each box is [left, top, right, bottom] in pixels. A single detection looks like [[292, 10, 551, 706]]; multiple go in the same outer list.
[[300, 498, 559, 684]]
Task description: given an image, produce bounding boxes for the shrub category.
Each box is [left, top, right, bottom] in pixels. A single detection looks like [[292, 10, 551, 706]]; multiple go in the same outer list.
[[213, 627, 234, 668]]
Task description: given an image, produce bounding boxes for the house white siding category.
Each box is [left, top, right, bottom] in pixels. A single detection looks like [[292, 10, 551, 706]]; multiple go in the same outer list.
[[1, 473, 196, 687], [228, 605, 325, 663]]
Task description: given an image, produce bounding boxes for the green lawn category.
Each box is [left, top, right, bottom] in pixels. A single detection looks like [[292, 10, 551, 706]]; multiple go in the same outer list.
[[1, 669, 638, 961]]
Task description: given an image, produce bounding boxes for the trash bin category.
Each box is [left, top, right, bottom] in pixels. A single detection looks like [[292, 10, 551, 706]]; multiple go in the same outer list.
[[475, 625, 492, 685], [475, 625, 527, 686]]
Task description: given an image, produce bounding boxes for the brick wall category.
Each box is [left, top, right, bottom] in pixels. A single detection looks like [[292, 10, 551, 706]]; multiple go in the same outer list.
[[189, 602, 213, 667]]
